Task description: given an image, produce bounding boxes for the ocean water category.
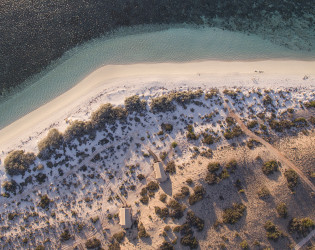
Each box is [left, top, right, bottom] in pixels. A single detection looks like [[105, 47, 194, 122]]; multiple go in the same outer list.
[[0, 26, 314, 129]]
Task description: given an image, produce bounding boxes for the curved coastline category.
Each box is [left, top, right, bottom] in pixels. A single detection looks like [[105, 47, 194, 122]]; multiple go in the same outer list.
[[0, 59, 314, 155]]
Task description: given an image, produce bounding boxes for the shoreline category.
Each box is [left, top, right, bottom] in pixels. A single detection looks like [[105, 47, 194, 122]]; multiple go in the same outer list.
[[0, 60, 314, 157]]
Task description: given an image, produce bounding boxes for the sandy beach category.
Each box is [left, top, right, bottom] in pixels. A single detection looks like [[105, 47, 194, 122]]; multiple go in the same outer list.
[[0, 60, 314, 156]]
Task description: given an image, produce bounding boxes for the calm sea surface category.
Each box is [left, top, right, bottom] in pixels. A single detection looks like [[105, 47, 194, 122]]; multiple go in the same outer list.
[[0, 26, 314, 129]]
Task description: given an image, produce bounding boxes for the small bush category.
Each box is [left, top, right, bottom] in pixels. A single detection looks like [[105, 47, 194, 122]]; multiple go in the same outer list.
[[63, 120, 90, 142], [186, 178, 193, 185], [223, 126, 243, 140], [166, 161, 176, 174], [137, 174, 145, 180], [140, 196, 149, 204], [293, 117, 308, 128], [171, 141, 178, 148], [154, 206, 169, 219], [180, 234, 199, 249], [91, 103, 127, 128], [304, 100, 315, 108], [202, 133, 215, 145], [2, 180, 18, 194], [138, 223, 150, 238], [263, 95, 273, 106], [226, 117, 236, 126], [289, 217, 314, 236], [205, 88, 219, 99], [262, 160, 279, 175], [226, 159, 237, 169], [168, 199, 186, 219], [188, 185, 206, 205], [85, 237, 101, 249], [264, 221, 282, 240], [38, 194, 51, 209], [60, 229, 71, 242], [124, 95, 147, 113], [159, 241, 174, 250], [146, 181, 159, 191], [208, 162, 220, 172], [205, 172, 219, 185], [4, 150, 36, 176], [284, 169, 299, 191], [257, 186, 271, 199], [113, 231, 125, 243], [240, 240, 249, 249], [186, 210, 204, 231], [247, 120, 258, 129], [222, 203, 246, 224], [161, 123, 173, 132], [160, 193, 167, 203], [38, 129, 63, 159], [276, 203, 288, 218]]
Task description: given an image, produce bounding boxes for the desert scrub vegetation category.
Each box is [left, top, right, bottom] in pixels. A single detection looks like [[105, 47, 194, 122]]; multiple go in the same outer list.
[[60, 229, 72, 241], [269, 119, 294, 132], [166, 161, 176, 174], [284, 169, 299, 191], [186, 124, 199, 140], [247, 120, 258, 129], [186, 210, 204, 231], [124, 95, 147, 113], [276, 203, 288, 218], [223, 89, 238, 98], [222, 203, 246, 224], [159, 241, 174, 250], [257, 186, 271, 199], [113, 231, 125, 243], [289, 217, 314, 236], [161, 123, 173, 132], [4, 150, 36, 176], [262, 160, 279, 175], [90, 103, 127, 128], [264, 221, 283, 241], [37, 128, 63, 159], [38, 194, 51, 209], [205, 88, 219, 99], [138, 222, 150, 238], [63, 120, 91, 142], [173, 186, 190, 200], [150, 90, 203, 113], [223, 126, 243, 140], [240, 240, 249, 249], [85, 237, 101, 249], [168, 199, 186, 219], [2, 179, 18, 194], [263, 94, 273, 106], [154, 206, 169, 220], [304, 100, 315, 108], [188, 185, 206, 205]]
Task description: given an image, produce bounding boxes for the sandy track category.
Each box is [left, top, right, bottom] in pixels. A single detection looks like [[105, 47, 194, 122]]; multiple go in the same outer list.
[[226, 105, 315, 192]]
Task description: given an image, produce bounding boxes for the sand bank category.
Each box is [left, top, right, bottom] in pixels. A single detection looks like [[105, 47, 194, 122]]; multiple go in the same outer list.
[[0, 60, 314, 155]]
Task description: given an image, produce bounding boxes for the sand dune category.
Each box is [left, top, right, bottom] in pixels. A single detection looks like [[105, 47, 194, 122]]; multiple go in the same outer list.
[[0, 60, 314, 154]]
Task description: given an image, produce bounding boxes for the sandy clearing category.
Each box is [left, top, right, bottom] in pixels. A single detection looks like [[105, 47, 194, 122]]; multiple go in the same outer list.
[[0, 60, 314, 154]]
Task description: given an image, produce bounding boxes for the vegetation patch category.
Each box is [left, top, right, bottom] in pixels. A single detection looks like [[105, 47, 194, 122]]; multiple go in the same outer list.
[[289, 217, 314, 236], [276, 203, 288, 218], [85, 237, 101, 249], [154, 206, 169, 220], [264, 221, 283, 241], [4, 150, 36, 176], [124, 95, 147, 113], [168, 199, 186, 219], [38, 129, 63, 159], [91, 103, 127, 128], [223, 126, 243, 140], [166, 161, 176, 174], [60, 229, 71, 242], [113, 231, 125, 243], [138, 222, 150, 238], [284, 169, 299, 191], [38, 194, 51, 209], [222, 203, 246, 224], [257, 186, 271, 199], [188, 185, 206, 205], [262, 160, 279, 175]]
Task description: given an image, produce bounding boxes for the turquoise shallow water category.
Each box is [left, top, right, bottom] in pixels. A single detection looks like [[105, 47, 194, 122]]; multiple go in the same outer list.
[[0, 26, 314, 129]]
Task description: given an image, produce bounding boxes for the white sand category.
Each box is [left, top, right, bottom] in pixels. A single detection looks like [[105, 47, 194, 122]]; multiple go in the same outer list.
[[0, 60, 314, 157]]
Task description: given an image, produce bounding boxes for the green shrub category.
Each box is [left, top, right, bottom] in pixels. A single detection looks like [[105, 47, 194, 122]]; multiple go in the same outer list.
[[222, 203, 246, 224], [90, 216, 99, 224], [180, 234, 198, 249], [154, 206, 169, 219], [2, 180, 18, 194], [173, 186, 190, 200], [188, 185, 206, 205], [186, 178, 193, 185], [257, 186, 271, 199], [293, 117, 308, 127], [137, 174, 145, 180], [38, 129, 63, 159], [205, 88, 219, 99], [269, 119, 294, 132], [208, 162, 220, 172], [186, 124, 199, 140], [91, 103, 127, 128], [186, 210, 204, 231], [108, 242, 120, 250], [138, 223, 150, 238], [171, 141, 178, 148], [166, 161, 176, 174], [226, 159, 237, 169], [63, 120, 91, 142], [150, 95, 176, 113], [4, 150, 36, 176], [240, 240, 249, 249], [247, 120, 258, 129], [38, 194, 51, 209], [113, 231, 125, 243], [289, 217, 314, 235], [205, 172, 219, 185], [284, 169, 299, 190], [60, 229, 71, 242], [264, 221, 282, 240], [159, 241, 174, 250], [85, 237, 101, 249], [35, 246, 45, 250], [226, 117, 235, 126], [161, 123, 173, 132], [124, 95, 147, 113], [160, 193, 167, 202], [223, 126, 243, 139], [276, 203, 288, 218], [168, 199, 186, 219], [202, 133, 214, 145], [146, 181, 159, 191], [263, 95, 273, 106], [304, 100, 315, 108], [262, 160, 279, 175], [160, 151, 167, 161], [223, 89, 237, 97], [140, 196, 149, 204]]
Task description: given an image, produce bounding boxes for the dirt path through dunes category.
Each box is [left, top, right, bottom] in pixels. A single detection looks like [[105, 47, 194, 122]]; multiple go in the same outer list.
[[294, 229, 315, 250], [226, 105, 315, 193]]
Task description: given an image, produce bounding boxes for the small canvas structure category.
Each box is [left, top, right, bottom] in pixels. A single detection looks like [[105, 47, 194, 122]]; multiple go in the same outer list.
[[119, 207, 132, 229], [154, 162, 167, 182]]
